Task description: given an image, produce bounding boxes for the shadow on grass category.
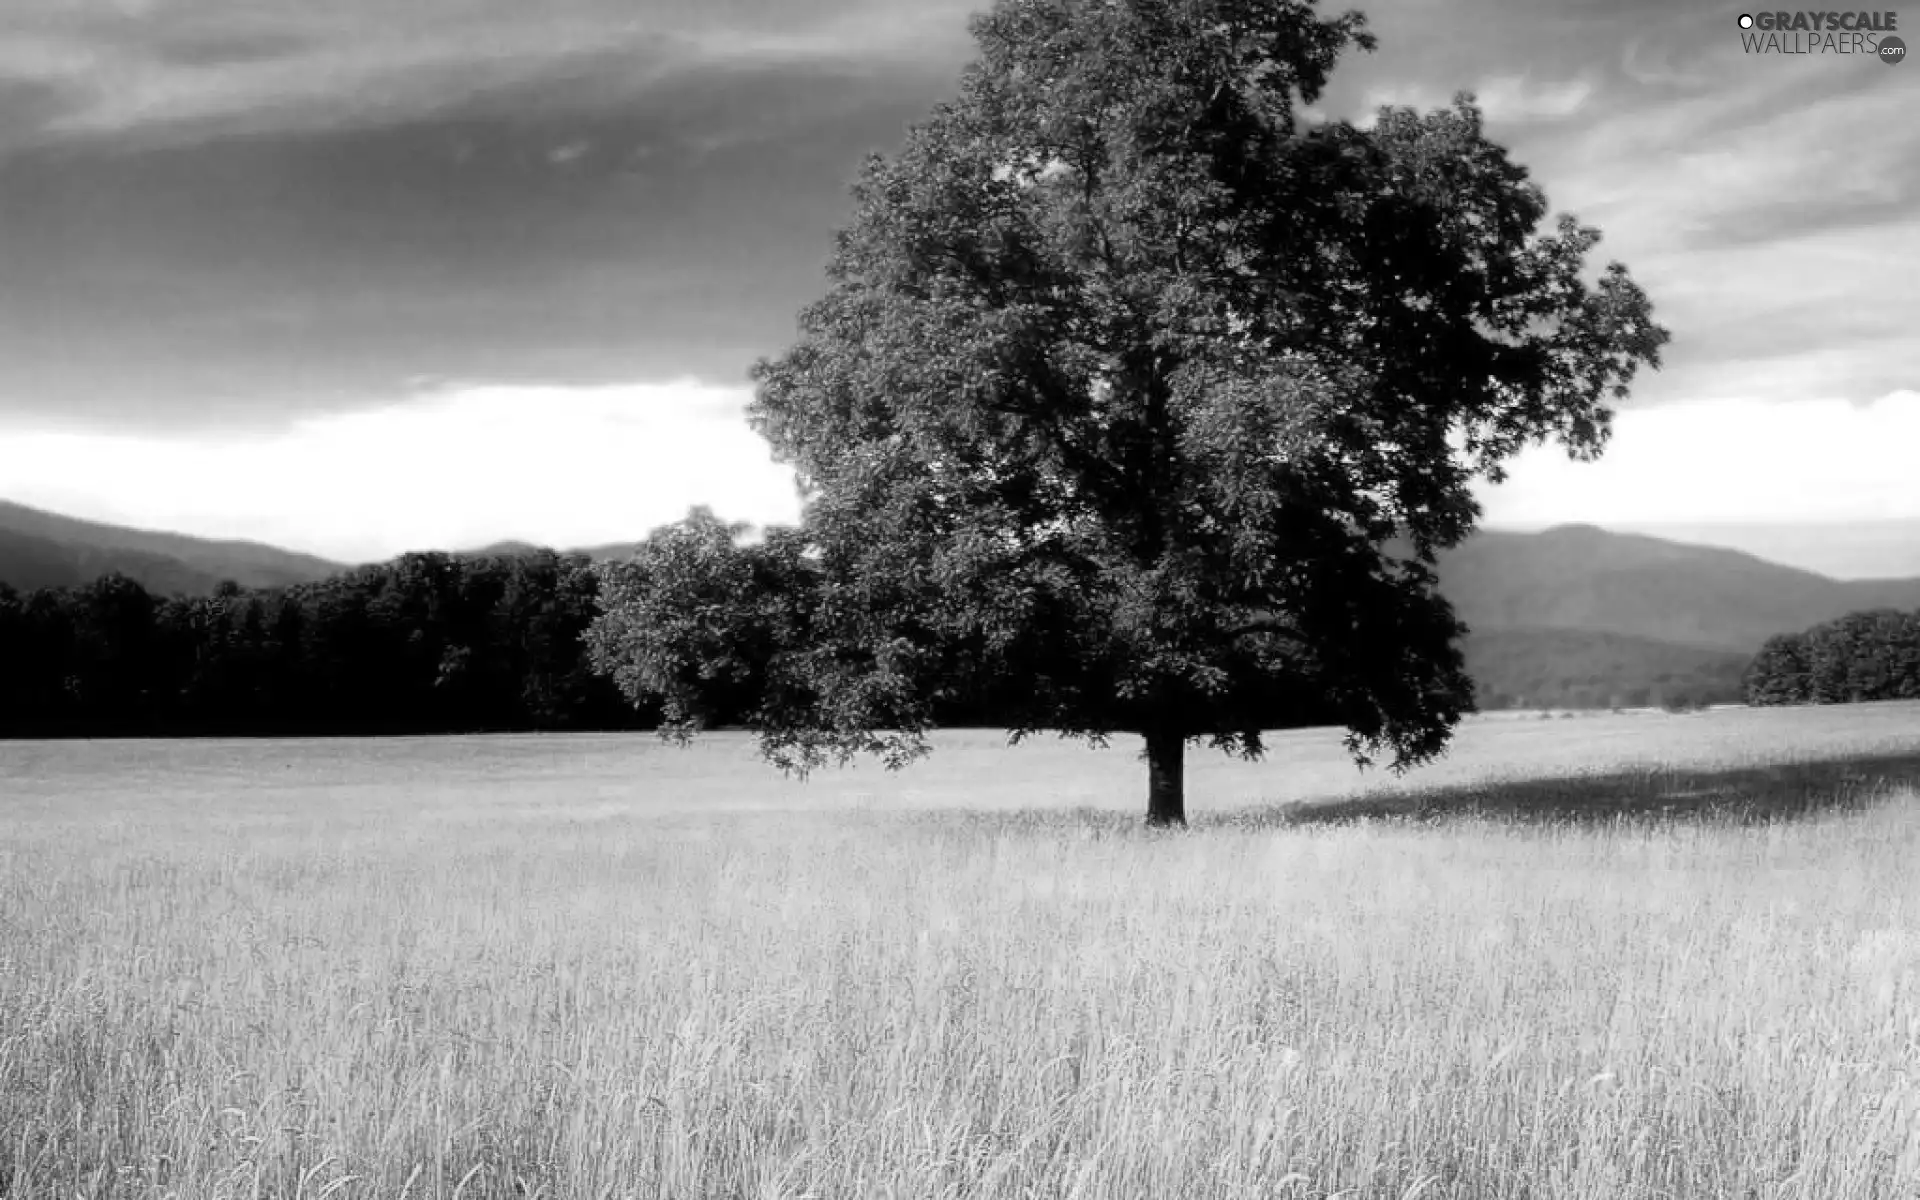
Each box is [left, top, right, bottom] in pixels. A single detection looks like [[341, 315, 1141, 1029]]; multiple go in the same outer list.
[[1208, 750, 1920, 832]]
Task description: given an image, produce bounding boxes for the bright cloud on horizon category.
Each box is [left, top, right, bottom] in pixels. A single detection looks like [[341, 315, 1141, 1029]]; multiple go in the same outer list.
[[1357, 73, 1596, 125], [1478, 389, 1920, 528], [3, 383, 1918, 567], [0, 381, 804, 563]]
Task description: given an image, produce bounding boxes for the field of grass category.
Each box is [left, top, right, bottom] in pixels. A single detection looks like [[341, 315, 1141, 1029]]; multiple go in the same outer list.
[[4, 703, 1920, 1198]]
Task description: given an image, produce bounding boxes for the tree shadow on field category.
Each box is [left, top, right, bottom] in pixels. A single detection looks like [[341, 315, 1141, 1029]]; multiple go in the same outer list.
[[1210, 750, 1920, 831]]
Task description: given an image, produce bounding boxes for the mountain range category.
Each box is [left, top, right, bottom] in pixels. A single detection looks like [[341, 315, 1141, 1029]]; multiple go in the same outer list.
[[5, 500, 1917, 709], [1434, 526, 1920, 707], [0, 500, 344, 595]]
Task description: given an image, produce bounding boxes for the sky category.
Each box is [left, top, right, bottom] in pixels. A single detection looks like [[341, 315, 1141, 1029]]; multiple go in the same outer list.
[[0, 0, 1915, 573]]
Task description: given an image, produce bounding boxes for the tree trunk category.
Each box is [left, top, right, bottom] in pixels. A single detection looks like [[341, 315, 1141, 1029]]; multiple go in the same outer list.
[[1144, 728, 1186, 827]]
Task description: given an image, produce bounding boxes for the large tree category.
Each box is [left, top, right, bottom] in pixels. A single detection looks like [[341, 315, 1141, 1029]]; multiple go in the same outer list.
[[590, 0, 1669, 824]]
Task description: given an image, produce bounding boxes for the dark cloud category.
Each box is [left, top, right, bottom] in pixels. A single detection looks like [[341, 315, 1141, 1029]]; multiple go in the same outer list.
[[0, 40, 951, 430], [0, 76, 86, 144], [0, 0, 1912, 440], [1695, 192, 1919, 250], [146, 26, 319, 69]]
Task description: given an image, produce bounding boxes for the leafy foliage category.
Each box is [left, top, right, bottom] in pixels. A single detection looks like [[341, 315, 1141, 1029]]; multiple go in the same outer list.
[[1747, 609, 1920, 706], [0, 555, 647, 737], [587, 0, 1668, 818]]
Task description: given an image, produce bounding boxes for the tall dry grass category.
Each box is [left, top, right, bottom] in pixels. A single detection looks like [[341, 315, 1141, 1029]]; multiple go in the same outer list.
[[4, 709, 1920, 1198]]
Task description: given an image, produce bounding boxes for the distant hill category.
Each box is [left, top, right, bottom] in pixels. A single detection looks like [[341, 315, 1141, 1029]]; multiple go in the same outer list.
[[458, 540, 548, 559], [0, 501, 343, 596], [1436, 524, 1920, 653], [0, 526, 235, 596], [1613, 520, 1920, 581]]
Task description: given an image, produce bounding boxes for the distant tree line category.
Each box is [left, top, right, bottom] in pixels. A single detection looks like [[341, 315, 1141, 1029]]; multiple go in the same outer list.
[[0, 552, 657, 737], [0, 543, 1127, 739], [1746, 609, 1920, 706], [42, 543, 1900, 739]]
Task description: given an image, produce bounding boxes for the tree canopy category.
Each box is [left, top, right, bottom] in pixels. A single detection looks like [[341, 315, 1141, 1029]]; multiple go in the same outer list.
[[0, 555, 648, 738], [1747, 610, 1920, 707], [588, 0, 1670, 824]]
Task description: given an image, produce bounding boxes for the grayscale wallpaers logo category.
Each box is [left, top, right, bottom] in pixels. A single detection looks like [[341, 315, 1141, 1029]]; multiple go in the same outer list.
[[1737, 11, 1905, 60]]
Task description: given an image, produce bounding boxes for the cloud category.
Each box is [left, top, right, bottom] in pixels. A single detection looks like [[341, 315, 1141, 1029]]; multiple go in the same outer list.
[[8, 380, 1918, 569], [1356, 82, 1452, 113], [10, 36, 683, 149], [0, 49, 951, 430], [1359, 74, 1594, 124], [1472, 74, 1595, 121], [1477, 390, 1920, 527], [1553, 74, 1919, 252], [0, 380, 804, 562], [1511, 70, 1920, 412], [0, 0, 979, 152]]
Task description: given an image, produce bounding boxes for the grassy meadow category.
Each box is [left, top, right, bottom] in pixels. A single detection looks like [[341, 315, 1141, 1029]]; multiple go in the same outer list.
[[4, 703, 1920, 1198]]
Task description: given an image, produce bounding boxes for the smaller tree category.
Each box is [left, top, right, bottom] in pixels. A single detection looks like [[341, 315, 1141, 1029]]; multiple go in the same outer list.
[[1753, 609, 1920, 708], [585, 509, 847, 760]]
